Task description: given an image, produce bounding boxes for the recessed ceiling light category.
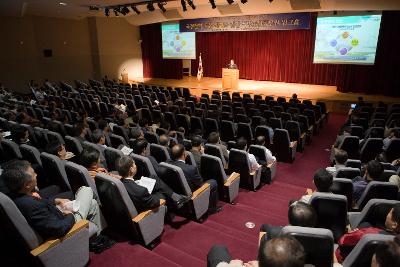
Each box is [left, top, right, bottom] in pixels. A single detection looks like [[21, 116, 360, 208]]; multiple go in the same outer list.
[[59, 2, 67, 6]]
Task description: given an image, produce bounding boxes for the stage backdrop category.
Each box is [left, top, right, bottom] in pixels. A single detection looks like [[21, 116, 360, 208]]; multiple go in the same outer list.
[[140, 12, 400, 97]]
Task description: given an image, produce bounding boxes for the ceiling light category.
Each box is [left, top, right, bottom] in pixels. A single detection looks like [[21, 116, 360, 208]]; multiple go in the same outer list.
[[131, 5, 140, 14], [59, 2, 67, 6], [241, 0, 247, 3], [157, 2, 166, 12], [181, 0, 187, 11], [187, 0, 196, 10], [209, 0, 216, 9], [147, 2, 155, 11], [227, 0, 234, 4], [105, 7, 110, 17]]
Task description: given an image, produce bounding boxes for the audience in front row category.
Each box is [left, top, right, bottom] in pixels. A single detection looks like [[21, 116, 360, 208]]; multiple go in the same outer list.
[[298, 168, 333, 204], [371, 235, 400, 267], [236, 137, 260, 173], [326, 149, 348, 177], [352, 160, 384, 204]]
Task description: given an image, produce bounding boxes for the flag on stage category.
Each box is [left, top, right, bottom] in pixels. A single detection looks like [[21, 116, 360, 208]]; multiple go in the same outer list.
[[197, 53, 203, 81]]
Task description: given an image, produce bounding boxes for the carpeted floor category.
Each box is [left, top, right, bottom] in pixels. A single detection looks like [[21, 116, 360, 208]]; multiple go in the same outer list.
[[89, 113, 346, 266]]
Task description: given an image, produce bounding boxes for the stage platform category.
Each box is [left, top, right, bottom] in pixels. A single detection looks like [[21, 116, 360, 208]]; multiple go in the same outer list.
[[132, 76, 400, 113]]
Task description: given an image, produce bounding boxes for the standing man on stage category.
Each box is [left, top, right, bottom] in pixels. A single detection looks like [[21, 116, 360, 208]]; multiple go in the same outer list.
[[228, 59, 237, 69]]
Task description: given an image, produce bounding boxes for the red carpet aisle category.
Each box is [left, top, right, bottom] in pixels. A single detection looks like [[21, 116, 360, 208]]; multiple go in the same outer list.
[[89, 113, 346, 266]]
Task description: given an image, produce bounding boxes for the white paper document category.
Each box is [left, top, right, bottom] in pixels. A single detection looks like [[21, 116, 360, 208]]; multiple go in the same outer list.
[[135, 176, 156, 194], [120, 145, 133, 156]]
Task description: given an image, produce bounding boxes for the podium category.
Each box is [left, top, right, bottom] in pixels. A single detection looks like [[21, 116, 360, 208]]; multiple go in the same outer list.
[[222, 68, 239, 90], [121, 73, 129, 83]]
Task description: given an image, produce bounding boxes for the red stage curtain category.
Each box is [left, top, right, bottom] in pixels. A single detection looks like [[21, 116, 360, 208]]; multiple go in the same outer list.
[[141, 12, 400, 97], [140, 23, 182, 79]]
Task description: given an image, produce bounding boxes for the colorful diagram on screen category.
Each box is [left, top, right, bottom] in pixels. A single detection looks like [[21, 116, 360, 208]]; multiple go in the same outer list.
[[329, 32, 359, 56], [313, 14, 382, 64], [161, 23, 196, 59]]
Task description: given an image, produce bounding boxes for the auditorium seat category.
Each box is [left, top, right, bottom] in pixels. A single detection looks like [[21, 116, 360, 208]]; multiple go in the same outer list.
[[342, 234, 394, 267], [159, 162, 210, 221], [356, 181, 398, 210], [248, 145, 277, 182], [1, 139, 22, 161], [0, 192, 91, 267], [104, 147, 123, 172], [200, 154, 240, 203], [285, 120, 306, 152], [272, 129, 297, 163], [310, 192, 348, 242], [345, 159, 362, 169], [109, 133, 127, 149], [336, 167, 361, 180], [280, 226, 334, 267], [348, 199, 400, 229], [228, 148, 261, 191], [384, 138, 400, 162], [204, 143, 228, 168], [330, 178, 353, 211], [338, 136, 360, 159], [65, 136, 83, 160], [65, 161, 100, 201], [359, 138, 383, 163], [220, 120, 236, 142], [149, 143, 171, 163], [95, 173, 166, 246], [40, 152, 71, 191]]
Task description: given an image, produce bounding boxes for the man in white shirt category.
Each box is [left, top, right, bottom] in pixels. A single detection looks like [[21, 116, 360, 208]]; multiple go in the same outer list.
[[326, 149, 348, 177], [255, 136, 276, 164], [236, 138, 260, 173]]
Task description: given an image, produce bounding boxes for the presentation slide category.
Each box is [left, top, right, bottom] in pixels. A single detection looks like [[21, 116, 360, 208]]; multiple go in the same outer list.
[[162, 23, 196, 59], [313, 14, 382, 64]]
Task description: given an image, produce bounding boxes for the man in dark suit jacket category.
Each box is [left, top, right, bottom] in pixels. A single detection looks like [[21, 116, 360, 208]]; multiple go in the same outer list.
[[116, 155, 189, 213], [168, 144, 221, 214]]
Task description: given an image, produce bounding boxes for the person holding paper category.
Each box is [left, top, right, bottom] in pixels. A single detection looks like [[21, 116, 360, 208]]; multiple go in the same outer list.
[[116, 156, 190, 213], [80, 147, 121, 180]]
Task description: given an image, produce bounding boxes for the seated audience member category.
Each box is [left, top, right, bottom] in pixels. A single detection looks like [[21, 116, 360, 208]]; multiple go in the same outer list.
[[131, 126, 144, 140], [15, 111, 40, 127], [254, 135, 276, 164], [91, 129, 107, 167], [168, 144, 221, 214], [10, 125, 31, 145], [299, 169, 333, 204], [334, 126, 352, 148], [352, 160, 384, 203], [326, 150, 348, 176], [1, 160, 114, 251], [236, 137, 260, 173], [208, 132, 229, 162], [159, 134, 172, 154], [383, 129, 400, 150], [46, 141, 75, 160], [371, 235, 400, 267], [97, 119, 111, 145], [335, 204, 400, 262], [74, 122, 88, 144], [190, 135, 204, 170], [116, 155, 189, 213], [131, 138, 162, 176], [289, 93, 300, 104], [138, 118, 151, 134], [360, 128, 381, 148], [80, 147, 120, 179], [207, 236, 305, 267], [260, 202, 317, 241]]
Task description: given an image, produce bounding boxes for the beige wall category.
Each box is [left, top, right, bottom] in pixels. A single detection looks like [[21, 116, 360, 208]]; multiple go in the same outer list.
[[94, 17, 143, 82], [0, 15, 143, 93]]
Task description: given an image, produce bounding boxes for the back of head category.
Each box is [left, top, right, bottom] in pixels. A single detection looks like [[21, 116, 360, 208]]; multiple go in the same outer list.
[[80, 147, 100, 169], [191, 135, 202, 147], [132, 138, 148, 155], [334, 149, 348, 165], [208, 132, 219, 144], [255, 135, 266, 146], [159, 134, 170, 146], [369, 128, 381, 138], [116, 155, 134, 178], [313, 168, 333, 192], [74, 122, 86, 136], [342, 126, 352, 135], [366, 160, 384, 181], [10, 125, 27, 143], [171, 144, 185, 160], [374, 235, 400, 267], [46, 141, 63, 156], [92, 129, 105, 144], [131, 127, 143, 139], [236, 137, 247, 150], [258, 236, 305, 267], [288, 202, 317, 227], [1, 160, 32, 194], [98, 119, 108, 131]]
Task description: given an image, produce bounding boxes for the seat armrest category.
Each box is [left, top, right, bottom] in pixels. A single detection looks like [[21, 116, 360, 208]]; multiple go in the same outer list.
[[31, 220, 89, 257], [132, 200, 166, 223], [191, 183, 210, 200], [300, 133, 306, 139], [224, 172, 240, 186], [250, 171, 256, 176], [259, 232, 266, 245]]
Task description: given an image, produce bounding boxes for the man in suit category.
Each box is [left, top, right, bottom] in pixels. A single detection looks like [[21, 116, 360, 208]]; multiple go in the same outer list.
[[190, 135, 204, 171], [168, 144, 221, 214], [1, 160, 106, 242], [208, 132, 229, 162], [91, 129, 108, 168], [116, 155, 189, 213], [131, 138, 163, 177], [227, 59, 238, 69]]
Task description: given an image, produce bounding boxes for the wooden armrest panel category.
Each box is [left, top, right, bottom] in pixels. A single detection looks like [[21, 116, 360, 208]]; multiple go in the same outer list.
[[249, 171, 256, 176], [132, 200, 166, 223], [290, 141, 297, 148], [31, 220, 89, 257], [300, 133, 306, 139], [259, 232, 266, 245], [191, 183, 210, 200], [224, 172, 240, 186]]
